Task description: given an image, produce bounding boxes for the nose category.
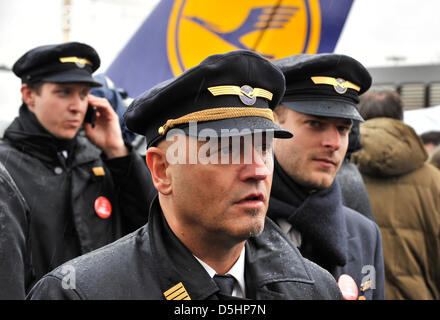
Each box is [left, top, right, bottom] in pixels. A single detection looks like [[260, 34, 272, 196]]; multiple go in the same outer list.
[[239, 147, 271, 182], [321, 126, 342, 151]]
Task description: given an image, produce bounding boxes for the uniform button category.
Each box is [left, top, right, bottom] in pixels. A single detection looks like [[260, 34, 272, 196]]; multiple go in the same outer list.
[[54, 167, 63, 175]]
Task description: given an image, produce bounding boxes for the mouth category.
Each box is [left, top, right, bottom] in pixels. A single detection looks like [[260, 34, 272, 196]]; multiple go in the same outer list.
[[235, 192, 265, 208], [66, 120, 81, 126], [313, 157, 337, 168]]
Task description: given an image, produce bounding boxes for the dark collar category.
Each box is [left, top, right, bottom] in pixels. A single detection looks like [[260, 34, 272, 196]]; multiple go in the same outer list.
[[245, 218, 315, 299], [148, 196, 316, 300], [148, 197, 219, 300], [268, 159, 348, 268], [4, 104, 100, 168]]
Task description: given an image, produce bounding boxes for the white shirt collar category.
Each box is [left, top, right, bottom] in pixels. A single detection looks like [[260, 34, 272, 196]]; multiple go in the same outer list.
[[276, 218, 302, 247], [194, 246, 246, 298]]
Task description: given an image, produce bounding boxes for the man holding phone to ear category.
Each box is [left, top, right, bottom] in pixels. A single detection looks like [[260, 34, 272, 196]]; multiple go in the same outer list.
[[0, 42, 155, 299]]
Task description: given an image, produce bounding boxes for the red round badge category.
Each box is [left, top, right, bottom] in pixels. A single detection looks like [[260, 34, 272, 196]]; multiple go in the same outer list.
[[94, 196, 112, 219], [337, 274, 358, 300]]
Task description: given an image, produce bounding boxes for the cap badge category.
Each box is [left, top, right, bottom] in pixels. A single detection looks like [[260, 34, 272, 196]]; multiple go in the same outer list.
[[311, 76, 361, 94], [164, 282, 191, 300], [208, 85, 273, 106], [334, 78, 348, 94], [239, 85, 257, 105], [59, 56, 92, 69]]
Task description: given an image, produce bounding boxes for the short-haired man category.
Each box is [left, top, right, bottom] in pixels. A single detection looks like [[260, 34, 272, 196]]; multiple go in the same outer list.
[[27, 50, 342, 300], [419, 131, 440, 155], [0, 42, 155, 299], [358, 89, 403, 121], [268, 54, 385, 300]]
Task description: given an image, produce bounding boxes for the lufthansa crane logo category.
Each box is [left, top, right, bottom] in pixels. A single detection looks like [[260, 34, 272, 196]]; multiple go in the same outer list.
[[239, 85, 257, 105], [334, 78, 349, 94], [167, 0, 322, 76]]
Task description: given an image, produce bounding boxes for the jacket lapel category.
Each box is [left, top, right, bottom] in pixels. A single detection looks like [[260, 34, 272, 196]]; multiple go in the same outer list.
[[148, 198, 219, 300], [245, 218, 315, 299]]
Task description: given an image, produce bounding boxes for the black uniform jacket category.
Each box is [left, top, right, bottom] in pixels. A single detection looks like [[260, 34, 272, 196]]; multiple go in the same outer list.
[[268, 159, 385, 300], [0, 106, 156, 299], [27, 196, 343, 300]]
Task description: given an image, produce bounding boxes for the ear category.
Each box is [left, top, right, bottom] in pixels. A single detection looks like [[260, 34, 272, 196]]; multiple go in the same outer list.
[[21, 84, 36, 111], [146, 147, 172, 195], [273, 110, 281, 124]]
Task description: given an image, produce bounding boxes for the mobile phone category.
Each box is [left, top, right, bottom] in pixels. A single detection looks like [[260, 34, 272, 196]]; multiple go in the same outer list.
[[84, 104, 97, 128]]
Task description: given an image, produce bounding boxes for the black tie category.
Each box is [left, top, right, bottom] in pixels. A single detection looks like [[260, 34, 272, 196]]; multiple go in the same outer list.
[[213, 274, 235, 296]]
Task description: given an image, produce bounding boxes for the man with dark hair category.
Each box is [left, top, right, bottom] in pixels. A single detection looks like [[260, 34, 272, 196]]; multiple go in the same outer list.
[[268, 53, 385, 300], [0, 42, 155, 299], [352, 89, 440, 299], [358, 89, 403, 121], [27, 50, 342, 300]]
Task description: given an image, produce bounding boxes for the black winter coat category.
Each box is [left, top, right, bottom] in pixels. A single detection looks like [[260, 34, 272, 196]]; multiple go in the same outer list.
[[26, 197, 343, 300], [0, 108, 156, 299]]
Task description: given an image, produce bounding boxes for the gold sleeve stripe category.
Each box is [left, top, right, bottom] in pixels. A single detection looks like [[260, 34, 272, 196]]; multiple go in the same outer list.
[[311, 76, 361, 92], [158, 107, 275, 135], [164, 282, 191, 300], [208, 85, 273, 101], [59, 56, 92, 66]]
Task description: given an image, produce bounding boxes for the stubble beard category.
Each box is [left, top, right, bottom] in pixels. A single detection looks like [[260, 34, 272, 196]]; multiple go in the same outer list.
[[244, 208, 265, 238]]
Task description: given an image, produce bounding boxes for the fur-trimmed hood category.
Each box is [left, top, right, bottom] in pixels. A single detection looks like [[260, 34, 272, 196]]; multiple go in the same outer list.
[[352, 117, 427, 177]]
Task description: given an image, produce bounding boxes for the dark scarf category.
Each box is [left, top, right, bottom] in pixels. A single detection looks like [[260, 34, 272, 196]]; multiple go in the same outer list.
[[268, 157, 348, 270], [3, 104, 77, 167]]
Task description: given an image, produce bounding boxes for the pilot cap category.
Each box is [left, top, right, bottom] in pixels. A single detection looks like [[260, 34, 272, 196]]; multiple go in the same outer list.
[[124, 50, 293, 148], [273, 53, 372, 121], [13, 42, 102, 87]]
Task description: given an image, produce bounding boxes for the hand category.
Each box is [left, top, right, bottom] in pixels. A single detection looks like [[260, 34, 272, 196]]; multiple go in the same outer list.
[[84, 94, 128, 158]]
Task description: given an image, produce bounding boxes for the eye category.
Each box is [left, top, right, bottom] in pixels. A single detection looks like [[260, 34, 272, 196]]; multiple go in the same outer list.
[[220, 146, 230, 156], [79, 90, 89, 99], [337, 122, 352, 134], [306, 120, 321, 128], [338, 126, 351, 134], [218, 142, 243, 163], [214, 141, 230, 155], [56, 88, 70, 96], [255, 141, 272, 153]]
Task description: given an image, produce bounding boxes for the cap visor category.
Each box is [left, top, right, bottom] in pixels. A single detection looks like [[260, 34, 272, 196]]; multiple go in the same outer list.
[[41, 70, 102, 87], [282, 100, 364, 122], [179, 116, 293, 139]]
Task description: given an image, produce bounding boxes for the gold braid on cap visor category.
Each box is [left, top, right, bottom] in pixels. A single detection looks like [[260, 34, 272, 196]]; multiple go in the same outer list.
[[158, 107, 275, 135]]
